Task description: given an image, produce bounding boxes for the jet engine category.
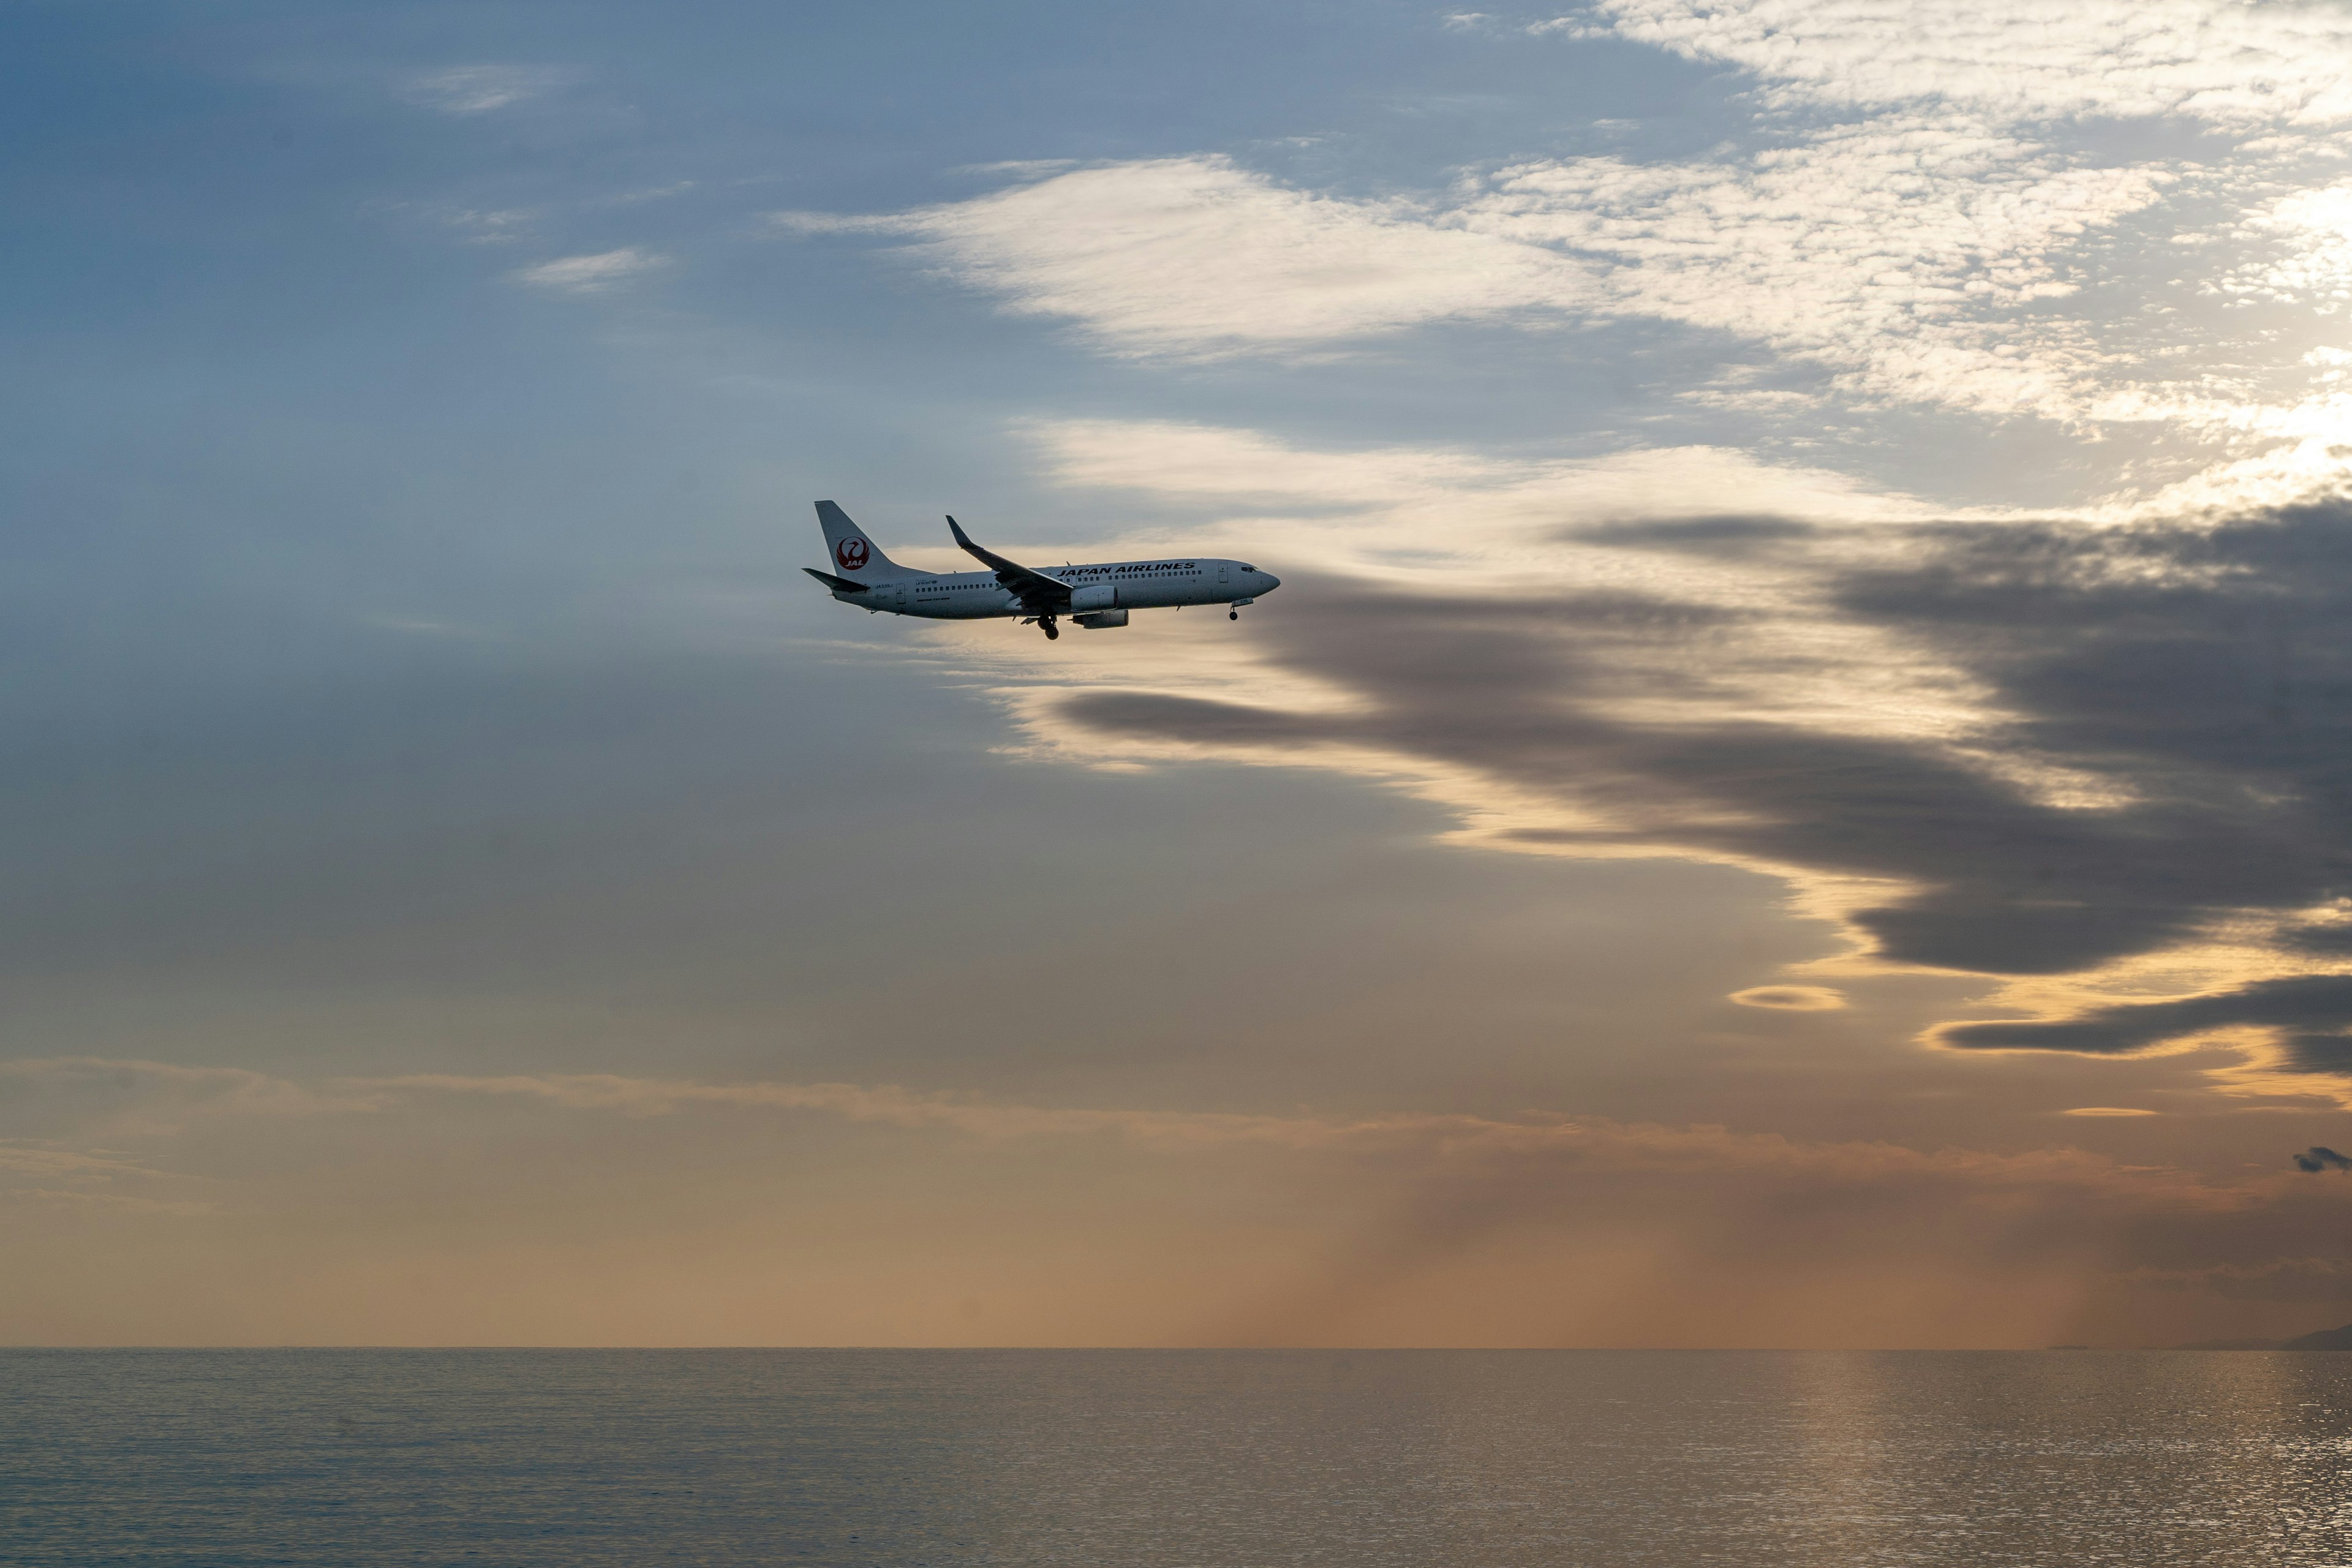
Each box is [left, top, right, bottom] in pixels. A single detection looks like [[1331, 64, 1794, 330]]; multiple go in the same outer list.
[[1072, 609, 1129, 629], [1069, 584, 1118, 612]]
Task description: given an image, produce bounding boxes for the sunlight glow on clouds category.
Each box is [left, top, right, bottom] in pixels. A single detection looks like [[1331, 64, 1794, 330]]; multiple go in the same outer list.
[[1460, 123, 2169, 421], [747, 0, 2352, 1125], [941, 414, 2352, 1108], [2225, 181, 2352, 311], [1022, 417, 1931, 545], [1731, 986, 1849, 1011], [34, 0, 2352, 1351], [1588, 0, 2352, 128]]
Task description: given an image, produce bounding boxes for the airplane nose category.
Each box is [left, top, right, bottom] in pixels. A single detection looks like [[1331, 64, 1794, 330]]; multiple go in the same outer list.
[[1262, 572, 1282, 591]]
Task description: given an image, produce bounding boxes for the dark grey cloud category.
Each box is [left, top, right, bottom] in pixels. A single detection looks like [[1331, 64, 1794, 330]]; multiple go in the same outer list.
[[2296, 1147, 2352, 1173], [1940, 976, 2352, 1073], [1576, 513, 1814, 555], [1056, 500, 2352, 1061]]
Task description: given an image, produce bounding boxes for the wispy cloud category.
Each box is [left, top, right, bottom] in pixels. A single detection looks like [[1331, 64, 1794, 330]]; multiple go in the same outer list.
[[1730, 986, 1847, 1011], [0, 1137, 209, 1215], [777, 157, 1591, 359], [23, 1058, 2352, 1341], [399, 64, 584, 116], [1, 1058, 388, 1136], [0, 1142, 167, 1180], [443, 208, 535, 246], [18, 1058, 2244, 1214], [328, 1072, 2237, 1210], [361, 1071, 1548, 1153], [1022, 416, 1925, 528], [2127, 1255, 2352, 1300], [511, 247, 671, 294]]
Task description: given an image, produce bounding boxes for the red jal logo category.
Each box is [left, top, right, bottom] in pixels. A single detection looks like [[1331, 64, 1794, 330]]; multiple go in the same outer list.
[[835, 537, 869, 571]]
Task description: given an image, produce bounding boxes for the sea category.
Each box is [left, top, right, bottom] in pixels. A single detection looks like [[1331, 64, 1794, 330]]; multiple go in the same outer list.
[[5, 1349, 2351, 1565]]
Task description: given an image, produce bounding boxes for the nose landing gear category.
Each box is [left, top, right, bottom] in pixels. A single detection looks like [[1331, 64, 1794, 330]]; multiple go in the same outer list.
[[1229, 609, 1239, 620]]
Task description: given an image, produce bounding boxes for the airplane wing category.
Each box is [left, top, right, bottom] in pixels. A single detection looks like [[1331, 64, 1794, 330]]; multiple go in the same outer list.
[[802, 567, 870, 594], [948, 516, 1071, 612]]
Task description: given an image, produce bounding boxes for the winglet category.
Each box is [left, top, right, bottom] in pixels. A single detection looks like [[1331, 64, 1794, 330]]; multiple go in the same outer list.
[[946, 513, 1005, 571]]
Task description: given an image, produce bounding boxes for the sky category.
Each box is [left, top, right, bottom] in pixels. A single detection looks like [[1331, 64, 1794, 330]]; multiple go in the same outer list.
[[11, 0, 2352, 1348]]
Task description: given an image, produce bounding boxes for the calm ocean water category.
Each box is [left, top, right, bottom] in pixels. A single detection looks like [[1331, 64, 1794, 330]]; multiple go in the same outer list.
[[6, 1349, 2351, 1565]]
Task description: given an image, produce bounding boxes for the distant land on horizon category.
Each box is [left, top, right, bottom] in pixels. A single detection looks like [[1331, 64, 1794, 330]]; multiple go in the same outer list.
[[2171, 1322, 2352, 1351]]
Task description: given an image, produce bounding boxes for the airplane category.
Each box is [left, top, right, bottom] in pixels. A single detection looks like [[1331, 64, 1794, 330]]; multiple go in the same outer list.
[[801, 500, 1281, 640]]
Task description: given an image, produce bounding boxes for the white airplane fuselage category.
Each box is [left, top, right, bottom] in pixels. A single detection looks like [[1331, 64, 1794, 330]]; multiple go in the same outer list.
[[805, 500, 1281, 638], [842, 557, 1277, 621]]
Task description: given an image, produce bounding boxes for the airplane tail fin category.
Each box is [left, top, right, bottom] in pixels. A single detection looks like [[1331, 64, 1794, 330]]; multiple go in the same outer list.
[[815, 500, 920, 581]]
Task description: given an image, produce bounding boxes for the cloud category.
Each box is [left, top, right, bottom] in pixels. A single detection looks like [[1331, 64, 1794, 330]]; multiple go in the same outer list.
[[1457, 120, 2173, 421], [2219, 179, 2352, 312], [2128, 1254, 2352, 1300], [791, 140, 2299, 450], [1588, 0, 2352, 129], [14, 1188, 216, 1216], [443, 208, 534, 246], [511, 248, 671, 294], [778, 157, 1591, 359], [367, 1071, 2352, 1349], [1052, 579, 2247, 976], [790, 138, 2161, 409], [0, 1136, 209, 1215], [1940, 976, 2352, 1066], [0, 1142, 167, 1180], [24, 1060, 2241, 1220], [984, 419, 2352, 1090], [358, 1071, 1594, 1155], [399, 64, 583, 116], [777, 0, 2352, 497], [1020, 418, 1931, 548], [2295, 1145, 2352, 1172], [246, 1070, 2242, 1211], [1, 1057, 386, 1136], [1730, 986, 1847, 1011], [28, 1057, 2352, 1343], [1530, 0, 2352, 447]]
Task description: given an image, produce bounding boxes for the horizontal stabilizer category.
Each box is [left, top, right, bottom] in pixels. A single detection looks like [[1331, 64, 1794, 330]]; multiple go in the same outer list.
[[802, 566, 870, 594]]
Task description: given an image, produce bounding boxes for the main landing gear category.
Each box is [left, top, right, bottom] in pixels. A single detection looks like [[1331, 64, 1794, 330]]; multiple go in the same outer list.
[[1040, 614, 1059, 641]]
